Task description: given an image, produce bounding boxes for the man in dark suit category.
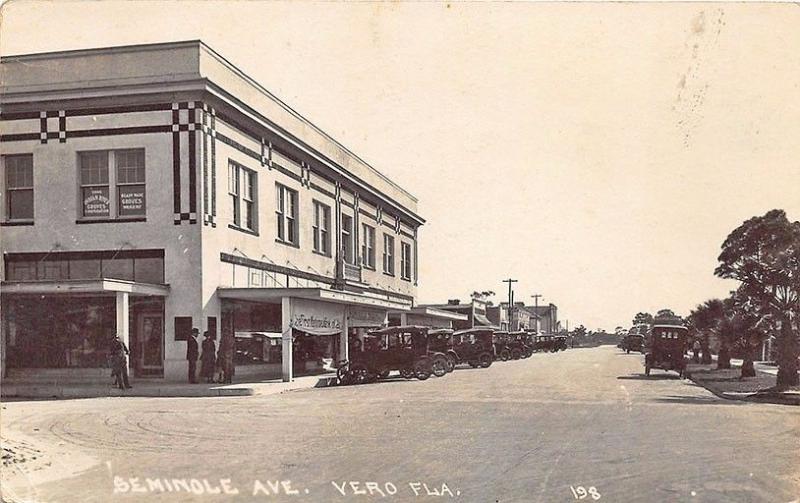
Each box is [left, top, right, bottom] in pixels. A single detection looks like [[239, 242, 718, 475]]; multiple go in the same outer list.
[[187, 328, 199, 383]]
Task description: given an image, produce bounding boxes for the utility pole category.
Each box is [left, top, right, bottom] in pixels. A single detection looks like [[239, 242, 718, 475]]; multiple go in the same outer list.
[[502, 278, 517, 331], [531, 294, 543, 334]]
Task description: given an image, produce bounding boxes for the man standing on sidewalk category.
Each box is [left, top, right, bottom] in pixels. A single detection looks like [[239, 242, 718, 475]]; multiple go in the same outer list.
[[187, 328, 199, 383]]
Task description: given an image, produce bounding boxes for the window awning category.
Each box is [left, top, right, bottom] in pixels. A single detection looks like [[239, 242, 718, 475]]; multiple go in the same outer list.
[[474, 313, 494, 326], [292, 326, 341, 336], [0, 279, 170, 297]]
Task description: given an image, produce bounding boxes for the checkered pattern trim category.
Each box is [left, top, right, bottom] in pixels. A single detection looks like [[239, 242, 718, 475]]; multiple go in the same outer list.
[[376, 206, 383, 224], [394, 215, 401, 234]]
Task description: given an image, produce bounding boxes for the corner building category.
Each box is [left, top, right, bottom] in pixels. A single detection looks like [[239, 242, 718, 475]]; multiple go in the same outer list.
[[0, 41, 423, 383]]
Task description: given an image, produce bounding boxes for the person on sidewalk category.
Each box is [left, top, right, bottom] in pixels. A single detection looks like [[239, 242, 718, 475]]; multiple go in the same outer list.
[[187, 328, 199, 383], [200, 330, 217, 384], [692, 339, 701, 363], [218, 328, 235, 384], [109, 335, 132, 390]]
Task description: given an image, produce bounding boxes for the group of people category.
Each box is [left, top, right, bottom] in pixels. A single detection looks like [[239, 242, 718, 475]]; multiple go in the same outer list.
[[107, 326, 236, 390], [186, 328, 235, 384]]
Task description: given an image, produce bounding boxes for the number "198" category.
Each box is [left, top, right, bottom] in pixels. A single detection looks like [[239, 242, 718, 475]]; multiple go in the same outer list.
[[570, 485, 601, 500]]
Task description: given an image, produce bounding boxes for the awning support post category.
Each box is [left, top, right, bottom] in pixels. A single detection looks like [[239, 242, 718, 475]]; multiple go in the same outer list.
[[281, 297, 293, 382], [116, 291, 130, 367]]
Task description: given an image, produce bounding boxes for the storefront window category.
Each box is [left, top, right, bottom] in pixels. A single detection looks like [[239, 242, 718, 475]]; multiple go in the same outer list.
[[4, 250, 164, 284], [69, 258, 102, 279], [134, 256, 165, 283], [102, 257, 134, 281], [4, 295, 115, 368]]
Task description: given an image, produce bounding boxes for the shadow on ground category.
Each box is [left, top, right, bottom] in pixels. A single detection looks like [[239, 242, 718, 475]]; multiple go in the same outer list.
[[651, 394, 744, 405], [617, 374, 681, 381]]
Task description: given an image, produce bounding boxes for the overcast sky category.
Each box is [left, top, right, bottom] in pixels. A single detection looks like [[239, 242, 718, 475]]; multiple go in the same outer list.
[[3, 1, 799, 330]]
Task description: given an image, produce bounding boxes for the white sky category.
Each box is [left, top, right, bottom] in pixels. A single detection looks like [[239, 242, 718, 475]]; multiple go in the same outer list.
[[2, 1, 799, 330]]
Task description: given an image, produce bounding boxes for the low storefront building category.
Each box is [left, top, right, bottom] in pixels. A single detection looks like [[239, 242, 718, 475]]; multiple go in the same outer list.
[[0, 41, 423, 384]]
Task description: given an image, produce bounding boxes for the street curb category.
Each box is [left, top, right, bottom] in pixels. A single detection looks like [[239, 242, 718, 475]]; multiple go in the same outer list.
[[685, 372, 800, 406], [1, 385, 256, 399]]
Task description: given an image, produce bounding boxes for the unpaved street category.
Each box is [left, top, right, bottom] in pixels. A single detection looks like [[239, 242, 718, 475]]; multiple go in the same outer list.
[[2, 346, 798, 503]]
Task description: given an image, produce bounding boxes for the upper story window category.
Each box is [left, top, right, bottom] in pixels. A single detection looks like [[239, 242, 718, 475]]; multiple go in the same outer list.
[[361, 224, 376, 269], [382, 233, 395, 276], [4, 154, 34, 221], [79, 149, 145, 220], [115, 150, 146, 217], [312, 201, 331, 256], [276, 183, 298, 245], [341, 214, 354, 264], [228, 161, 257, 232], [401, 241, 412, 281]]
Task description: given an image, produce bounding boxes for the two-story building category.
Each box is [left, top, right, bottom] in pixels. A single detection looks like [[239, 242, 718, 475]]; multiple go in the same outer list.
[[0, 41, 424, 383]]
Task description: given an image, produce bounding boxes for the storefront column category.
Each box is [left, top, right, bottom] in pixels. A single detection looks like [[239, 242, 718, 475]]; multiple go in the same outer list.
[[281, 297, 293, 382], [116, 292, 130, 365], [341, 306, 349, 362]]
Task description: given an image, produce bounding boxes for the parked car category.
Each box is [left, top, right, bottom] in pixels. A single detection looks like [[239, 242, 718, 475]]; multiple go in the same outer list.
[[452, 328, 495, 368], [493, 331, 512, 361], [337, 326, 442, 384], [534, 335, 555, 352], [427, 328, 457, 373], [508, 331, 532, 359], [554, 335, 568, 351]]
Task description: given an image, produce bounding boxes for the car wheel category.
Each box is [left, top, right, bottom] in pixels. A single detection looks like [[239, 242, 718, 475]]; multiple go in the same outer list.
[[511, 349, 521, 360], [431, 357, 447, 378], [414, 361, 431, 380], [500, 350, 510, 361], [445, 355, 456, 372], [400, 368, 414, 379], [479, 353, 493, 368]]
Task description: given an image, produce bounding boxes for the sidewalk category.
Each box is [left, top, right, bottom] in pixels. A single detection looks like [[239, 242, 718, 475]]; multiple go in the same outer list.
[[685, 357, 799, 406], [1, 374, 338, 399]]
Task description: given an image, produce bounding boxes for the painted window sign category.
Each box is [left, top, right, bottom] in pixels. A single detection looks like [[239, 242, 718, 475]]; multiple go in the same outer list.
[[118, 186, 146, 216], [83, 187, 110, 217]]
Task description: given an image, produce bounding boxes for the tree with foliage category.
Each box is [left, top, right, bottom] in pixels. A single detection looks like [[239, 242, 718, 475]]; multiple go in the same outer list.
[[715, 209, 800, 388], [725, 292, 771, 378], [631, 312, 654, 326], [687, 299, 724, 365]]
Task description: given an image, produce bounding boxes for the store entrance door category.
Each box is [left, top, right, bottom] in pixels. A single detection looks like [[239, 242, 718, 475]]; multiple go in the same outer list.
[[136, 312, 164, 376]]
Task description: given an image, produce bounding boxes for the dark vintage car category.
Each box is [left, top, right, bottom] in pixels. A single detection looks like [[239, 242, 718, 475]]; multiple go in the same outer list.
[[621, 334, 645, 354], [452, 328, 495, 368], [645, 324, 688, 377], [534, 335, 555, 353], [337, 326, 448, 385], [508, 331, 532, 359], [554, 335, 568, 351], [493, 331, 512, 361], [427, 328, 457, 373]]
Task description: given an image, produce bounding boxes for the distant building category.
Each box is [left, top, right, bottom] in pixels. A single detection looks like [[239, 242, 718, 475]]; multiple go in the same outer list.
[[419, 298, 495, 331]]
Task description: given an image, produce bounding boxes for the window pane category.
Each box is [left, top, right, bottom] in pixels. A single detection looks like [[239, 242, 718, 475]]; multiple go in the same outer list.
[[5, 155, 33, 188], [118, 185, 146, 217], [8, 189, 33, 220], [102, 257, 134, 280], [244, 200, 254, 230], [82, 186, 110, 217], [79, 152, 109, 185], [115, 150, 145, 184], [39, 259, 68, 280], [134, 257, 164, 283], [8, 260, 36, 281], [69, 259, 102, 279]]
